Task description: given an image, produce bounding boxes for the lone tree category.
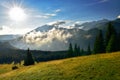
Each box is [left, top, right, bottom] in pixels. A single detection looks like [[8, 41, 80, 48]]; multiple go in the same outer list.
[[93, 30, 105, 54], [24, 48, 35, 66]]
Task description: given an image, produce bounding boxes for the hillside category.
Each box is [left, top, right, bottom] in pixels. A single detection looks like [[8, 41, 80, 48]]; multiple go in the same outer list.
[[0, 52, 120, 80]]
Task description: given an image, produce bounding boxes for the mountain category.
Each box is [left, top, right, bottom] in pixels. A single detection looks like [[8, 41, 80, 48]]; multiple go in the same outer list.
[[0, 52, 120, 80], [8, 19, 120, 51], [9, 26, 98, 51], [81, 19, 120, 32], [80, 19, 109, 30], [0, 35, 20, 42], [0, 35, 21, 50], [0, 19, 120, 63]]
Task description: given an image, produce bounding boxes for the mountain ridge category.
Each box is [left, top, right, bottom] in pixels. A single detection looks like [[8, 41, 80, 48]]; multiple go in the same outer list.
[[0, 19, 120, 51]]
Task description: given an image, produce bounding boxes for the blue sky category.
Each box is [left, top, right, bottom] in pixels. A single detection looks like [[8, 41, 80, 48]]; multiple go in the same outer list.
[[0, 0, 120, 34], [24, 0, 120, 20]]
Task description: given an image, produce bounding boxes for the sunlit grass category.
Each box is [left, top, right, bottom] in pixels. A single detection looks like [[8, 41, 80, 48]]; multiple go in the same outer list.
[[0, 52, 120, 80]]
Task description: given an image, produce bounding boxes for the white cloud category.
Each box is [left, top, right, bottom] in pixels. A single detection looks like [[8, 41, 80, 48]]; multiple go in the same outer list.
[[23, 27, 72, 47], [34, 15, 49, 19], [85, 0, 109, 6], [117, 15, 120, 18], [48, 21, 66, 26], [55, 9, 61, 13], [34, 13, 56, 19], [47, 20, 89, 29], [45, 13, 56, 17], [100, 0, 108, 3], [0, 25, 32, 35], [33, 9, 61, 19]]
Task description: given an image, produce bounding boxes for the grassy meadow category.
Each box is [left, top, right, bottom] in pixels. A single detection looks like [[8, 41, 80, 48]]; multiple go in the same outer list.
[[0, 52, 120, 80]]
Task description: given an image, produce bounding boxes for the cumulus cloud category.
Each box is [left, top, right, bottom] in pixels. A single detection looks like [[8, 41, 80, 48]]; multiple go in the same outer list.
[[47, 21, 66, 26], [117, 15, 120, 18], [47, 20, 86, 29], [23, 27, 72, 47]]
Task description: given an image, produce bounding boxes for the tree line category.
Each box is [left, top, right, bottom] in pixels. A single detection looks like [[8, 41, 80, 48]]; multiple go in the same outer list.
[[67, 22, 120, 58], [94, 22, 120, 53]]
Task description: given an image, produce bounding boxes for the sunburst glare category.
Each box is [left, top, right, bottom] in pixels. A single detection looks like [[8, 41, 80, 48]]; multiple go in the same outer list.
[[9, 6, 26, 21]]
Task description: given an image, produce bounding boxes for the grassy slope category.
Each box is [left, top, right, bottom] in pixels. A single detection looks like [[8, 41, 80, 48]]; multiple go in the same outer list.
[[0, 52, 120, 80]]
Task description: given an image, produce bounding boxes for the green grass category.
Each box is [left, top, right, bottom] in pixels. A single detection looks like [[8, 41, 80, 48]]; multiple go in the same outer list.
[[0, 52, 120, 80], [0, 64, 12, 74]]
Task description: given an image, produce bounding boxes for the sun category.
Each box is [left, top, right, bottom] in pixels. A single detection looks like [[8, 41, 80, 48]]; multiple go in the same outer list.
[[9, 7, 26, 21]]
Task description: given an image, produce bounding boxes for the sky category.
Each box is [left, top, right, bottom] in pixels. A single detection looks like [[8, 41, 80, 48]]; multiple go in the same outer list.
[[0, 0, 120, 35]]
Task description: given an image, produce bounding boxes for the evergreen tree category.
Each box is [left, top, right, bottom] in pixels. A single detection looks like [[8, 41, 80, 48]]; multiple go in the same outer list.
[[106, 34, 117, 52], [74, 44, 78, 57], [93, 30, 105, 54], [105, 22, 116, 47], [87, 44, 91, 55], [77, 46, 81, 56], [118, 33, 120, 51], [81, 48, 84, 55], [68, 43, 73, 57], [24, 48, 35, 66]]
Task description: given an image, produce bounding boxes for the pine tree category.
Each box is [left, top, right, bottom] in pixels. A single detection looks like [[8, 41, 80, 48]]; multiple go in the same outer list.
[[81, 48, 84, 55], [105, 22, 116, 47], [77, 46, 81, 56], [87, 44, 91, 55], [74, 44, 78, 57], [105, 22, 118, 52], [106, 34, 117, 52], [68, 43, 73, 57], [93, 30, 105, 54], [24, 48, 35, 66], [118, 33, 120, 51]]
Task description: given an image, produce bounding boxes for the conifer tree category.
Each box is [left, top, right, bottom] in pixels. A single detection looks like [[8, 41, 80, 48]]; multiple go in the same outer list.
[[24, 48, 35, 66], [81, 48, 84, 55], [87, 44, 91, 55], [118, 33, 120, 51], [105, 22, 118, 52], [106, 34, 117, 52], [68, 43, 73, 57], [74, 44, 78, 56], [105, 22, 116, 47], [77, 46, 81, 56], [93, 30, 105, 54]]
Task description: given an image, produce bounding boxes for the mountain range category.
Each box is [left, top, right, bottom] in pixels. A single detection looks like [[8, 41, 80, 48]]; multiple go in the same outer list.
[[0, 18, 120, 51]]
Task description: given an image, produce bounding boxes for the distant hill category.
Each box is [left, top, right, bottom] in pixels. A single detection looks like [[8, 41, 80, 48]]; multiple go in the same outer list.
[[0, 52, 120, 80], [0, 35, 20, 42]]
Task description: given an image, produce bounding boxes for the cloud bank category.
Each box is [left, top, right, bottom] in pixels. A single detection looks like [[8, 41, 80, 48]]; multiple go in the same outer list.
[[0, 26, 32, 35], [24, 27, 72, 45]]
